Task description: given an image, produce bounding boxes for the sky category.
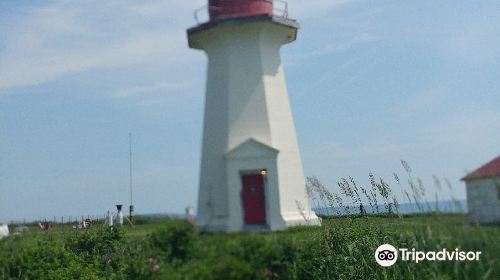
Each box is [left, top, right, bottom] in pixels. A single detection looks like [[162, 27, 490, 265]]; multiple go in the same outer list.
[[1, 0, 499, 222]]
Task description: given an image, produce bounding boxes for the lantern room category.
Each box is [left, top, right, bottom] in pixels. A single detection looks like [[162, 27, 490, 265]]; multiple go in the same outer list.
[[208, 0, 273, 20]]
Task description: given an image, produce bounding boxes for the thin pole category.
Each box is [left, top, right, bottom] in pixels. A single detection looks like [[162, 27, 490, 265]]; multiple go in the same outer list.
[[129, 133, 134, 223]]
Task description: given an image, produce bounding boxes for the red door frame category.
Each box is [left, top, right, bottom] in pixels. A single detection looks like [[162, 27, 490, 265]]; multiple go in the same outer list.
[[241, 173, 266, 225]]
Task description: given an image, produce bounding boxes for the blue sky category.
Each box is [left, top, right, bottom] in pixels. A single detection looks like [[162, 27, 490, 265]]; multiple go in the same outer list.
[[1, 0, 499, 222]]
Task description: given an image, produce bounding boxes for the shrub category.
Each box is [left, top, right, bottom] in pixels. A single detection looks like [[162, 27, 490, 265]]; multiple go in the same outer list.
[[66, 226, 123, 258], [0, 236, 100, 279], [148, 220, 198, 263]]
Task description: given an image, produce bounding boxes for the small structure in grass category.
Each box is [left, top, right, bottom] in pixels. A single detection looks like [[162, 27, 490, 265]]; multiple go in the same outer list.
[[0, 224, 9, 239], [462, 156, 500, 225]]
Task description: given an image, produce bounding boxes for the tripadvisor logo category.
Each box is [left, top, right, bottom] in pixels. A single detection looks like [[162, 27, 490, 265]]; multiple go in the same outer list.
[[375, 244, 482, 267], [375, 244, 398, 267]]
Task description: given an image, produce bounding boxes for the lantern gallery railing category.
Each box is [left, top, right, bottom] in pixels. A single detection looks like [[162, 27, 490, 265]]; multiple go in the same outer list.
[[194, 0, 289, 24], [274, 0, 289, 19]]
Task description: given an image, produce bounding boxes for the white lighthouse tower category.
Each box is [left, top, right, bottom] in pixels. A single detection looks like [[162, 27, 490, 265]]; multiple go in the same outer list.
[[188, 0, 319, 232]]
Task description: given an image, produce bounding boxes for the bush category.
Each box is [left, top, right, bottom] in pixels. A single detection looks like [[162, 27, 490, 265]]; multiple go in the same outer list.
[[66, 226, 123, 258], [148, 220, 198, 263], [0, 236, 101, 279]]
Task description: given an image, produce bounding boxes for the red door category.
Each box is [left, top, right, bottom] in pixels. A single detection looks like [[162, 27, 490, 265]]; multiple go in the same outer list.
[[242, 174, 266, 225]]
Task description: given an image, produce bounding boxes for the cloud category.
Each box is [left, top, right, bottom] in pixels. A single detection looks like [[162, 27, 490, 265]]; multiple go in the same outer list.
[[113, 82, 190, 98], [0, 32, 188, 91], [287, 0, 357, 19], [306, 33, 382, 57], [0, 0, 202, 92], [421, 110, 500, 153], [283, 2, 383, 67], [0, 0, 367, 92], [394, 87, 450, 118], [304, 140, 411, 161]]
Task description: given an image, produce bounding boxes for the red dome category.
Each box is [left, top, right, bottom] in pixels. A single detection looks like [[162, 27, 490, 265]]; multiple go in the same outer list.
[[208, 0, 273, 21]]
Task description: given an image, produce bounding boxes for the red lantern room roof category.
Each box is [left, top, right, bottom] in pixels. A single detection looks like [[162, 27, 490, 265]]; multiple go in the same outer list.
[[188, 0, 298, 48], [208, 0, 273, 21], [462, 156, 500, 181]]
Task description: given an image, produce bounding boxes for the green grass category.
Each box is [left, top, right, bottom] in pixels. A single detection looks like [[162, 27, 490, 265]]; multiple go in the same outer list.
[[1, 214, 498, 279]]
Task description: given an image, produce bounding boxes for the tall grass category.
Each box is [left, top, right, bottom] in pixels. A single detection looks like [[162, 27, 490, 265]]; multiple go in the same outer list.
[[306, 160, 466, 217]]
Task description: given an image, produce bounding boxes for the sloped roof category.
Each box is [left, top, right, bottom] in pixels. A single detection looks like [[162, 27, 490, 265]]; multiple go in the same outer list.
[[462, 156, 500, 181], [225, 138, 279, 160]]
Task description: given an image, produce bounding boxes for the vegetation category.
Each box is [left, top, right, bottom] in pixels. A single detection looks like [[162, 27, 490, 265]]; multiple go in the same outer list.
[[1, 163, 497, 279], [0, 214, 498, 279]]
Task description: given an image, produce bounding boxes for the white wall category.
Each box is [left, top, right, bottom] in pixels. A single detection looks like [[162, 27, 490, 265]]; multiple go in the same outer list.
[[466, 177, 500, 224], [189, 19, 319, 231]]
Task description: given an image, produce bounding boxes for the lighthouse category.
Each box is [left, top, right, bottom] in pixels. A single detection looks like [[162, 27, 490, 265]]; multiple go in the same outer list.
[[188, 0, 319, 232]]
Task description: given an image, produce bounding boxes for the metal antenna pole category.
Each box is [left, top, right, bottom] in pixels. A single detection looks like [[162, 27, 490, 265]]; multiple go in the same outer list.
[[129, 132, 134, 224]]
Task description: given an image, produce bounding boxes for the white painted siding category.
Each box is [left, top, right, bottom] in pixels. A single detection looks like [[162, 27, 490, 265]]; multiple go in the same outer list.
[[189, 19, 319, 232], [466, 177, 500, 224]]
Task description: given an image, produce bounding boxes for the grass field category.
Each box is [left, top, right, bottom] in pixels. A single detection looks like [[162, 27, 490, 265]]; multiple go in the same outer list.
[[1, 213, 498, 279]]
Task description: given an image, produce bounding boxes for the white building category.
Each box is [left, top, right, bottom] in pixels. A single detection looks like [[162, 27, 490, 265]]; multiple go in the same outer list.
[[0, 224, 9, 240], [462, 156, 500, 225], [187, 0, 319, 232]]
